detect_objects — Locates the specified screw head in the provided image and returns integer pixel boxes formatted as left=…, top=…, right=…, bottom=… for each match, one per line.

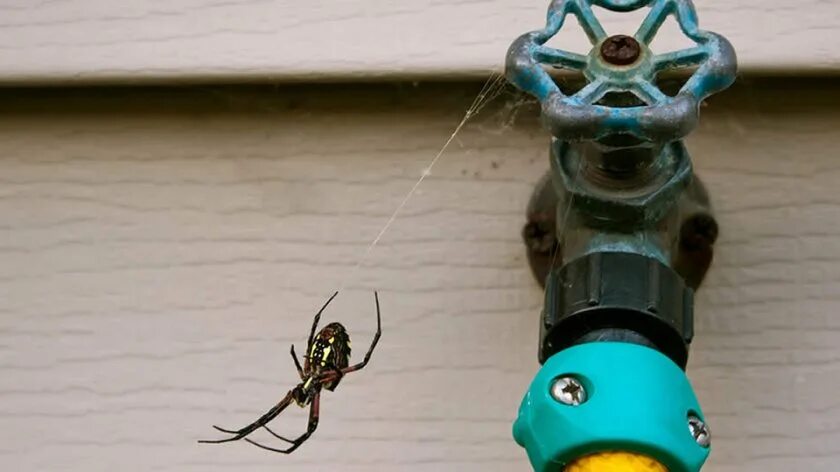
left=600, top=35, right=642, bottom=66
left=687, top=415, right=711, bottom=447
left=550, top=376, right=587, bottom=406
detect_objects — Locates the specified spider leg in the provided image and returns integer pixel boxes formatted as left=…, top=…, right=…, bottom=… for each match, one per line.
left=331, top=368, right=344, bottom=384
left=340, top=291, right=382, bottom=375
left=308, top=291, right=339, bottom=348
left=318, top=362, right=344, bottom=384
left=304, top=291, right=339, bottom=371
left=243, top=392, right=321, bottom=454
left=198, top=391, right=294, bottom=444
left=213, top=424, right=297, bottom=444
left=290, top=345, right=304, bottom=379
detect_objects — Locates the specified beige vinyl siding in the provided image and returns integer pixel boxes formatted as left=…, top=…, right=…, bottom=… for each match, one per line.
left=0, top=0, right=837, bottom=84
left=0, top=80, right=838, bottom=470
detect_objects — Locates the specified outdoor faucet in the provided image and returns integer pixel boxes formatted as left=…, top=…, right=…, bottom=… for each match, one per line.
left=506, top=1, right=736, bottom=470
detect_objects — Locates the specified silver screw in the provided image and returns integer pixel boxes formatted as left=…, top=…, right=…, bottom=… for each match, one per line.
left=688, top=415, right=711, bottom=448
left=550, top=376, right=587, bottom=406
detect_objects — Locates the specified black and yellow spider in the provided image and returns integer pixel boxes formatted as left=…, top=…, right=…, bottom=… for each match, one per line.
left=199, top=291, right=381, bottom=453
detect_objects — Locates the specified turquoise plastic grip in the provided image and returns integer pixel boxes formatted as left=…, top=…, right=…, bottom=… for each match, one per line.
left=513, top=342, right=709, bottom=472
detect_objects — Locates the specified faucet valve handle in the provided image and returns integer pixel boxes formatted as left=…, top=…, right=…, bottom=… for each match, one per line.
left=506, top=0, right=737, bottom=143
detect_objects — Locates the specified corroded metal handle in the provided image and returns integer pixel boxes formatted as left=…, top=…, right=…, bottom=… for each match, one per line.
left=505, top=0, right=737, bottom=142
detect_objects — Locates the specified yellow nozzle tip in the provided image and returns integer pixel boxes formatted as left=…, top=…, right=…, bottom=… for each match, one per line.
left=565, top=452, right=668, bottom=472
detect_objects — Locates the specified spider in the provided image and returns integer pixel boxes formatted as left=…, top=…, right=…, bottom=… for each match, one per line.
left=198, top=291, right=381, bottom=454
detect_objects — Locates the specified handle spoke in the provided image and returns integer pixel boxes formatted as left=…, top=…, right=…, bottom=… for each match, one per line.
left=632, top=81, right=669, bottom=105
left=574, top=79, right=609, bottom=104
left=634, top=0, right=674, bottom=44
left=574, top=0, right=608, bottom=43
left=535, top=46, right=589, bottom=70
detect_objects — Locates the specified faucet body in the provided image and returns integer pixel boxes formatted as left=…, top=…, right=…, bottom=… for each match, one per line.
left=507, top=1, right=736, bottom=470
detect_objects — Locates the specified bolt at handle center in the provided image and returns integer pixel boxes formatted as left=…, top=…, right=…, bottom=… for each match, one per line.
left=600, top=34, right=642, bottom=65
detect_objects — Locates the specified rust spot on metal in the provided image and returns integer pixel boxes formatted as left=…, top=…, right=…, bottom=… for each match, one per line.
left=600, top=35, right=642, bottom=66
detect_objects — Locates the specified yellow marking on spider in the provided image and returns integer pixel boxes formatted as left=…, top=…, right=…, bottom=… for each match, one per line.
left=319, top=346, right=332, bottom=366
left=329, top=337, right=335, bottom=344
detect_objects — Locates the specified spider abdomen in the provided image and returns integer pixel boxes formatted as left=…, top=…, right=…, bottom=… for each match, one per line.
left=309, top=322, right=351, bottom=368
left=308, top=322, right=351, bottom=391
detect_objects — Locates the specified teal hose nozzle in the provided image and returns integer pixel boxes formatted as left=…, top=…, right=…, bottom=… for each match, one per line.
left=513, top=343, right=710, bottom=472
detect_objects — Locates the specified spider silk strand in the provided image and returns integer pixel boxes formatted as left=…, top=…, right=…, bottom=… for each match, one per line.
left=338, top=74, right=508, bottom=292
